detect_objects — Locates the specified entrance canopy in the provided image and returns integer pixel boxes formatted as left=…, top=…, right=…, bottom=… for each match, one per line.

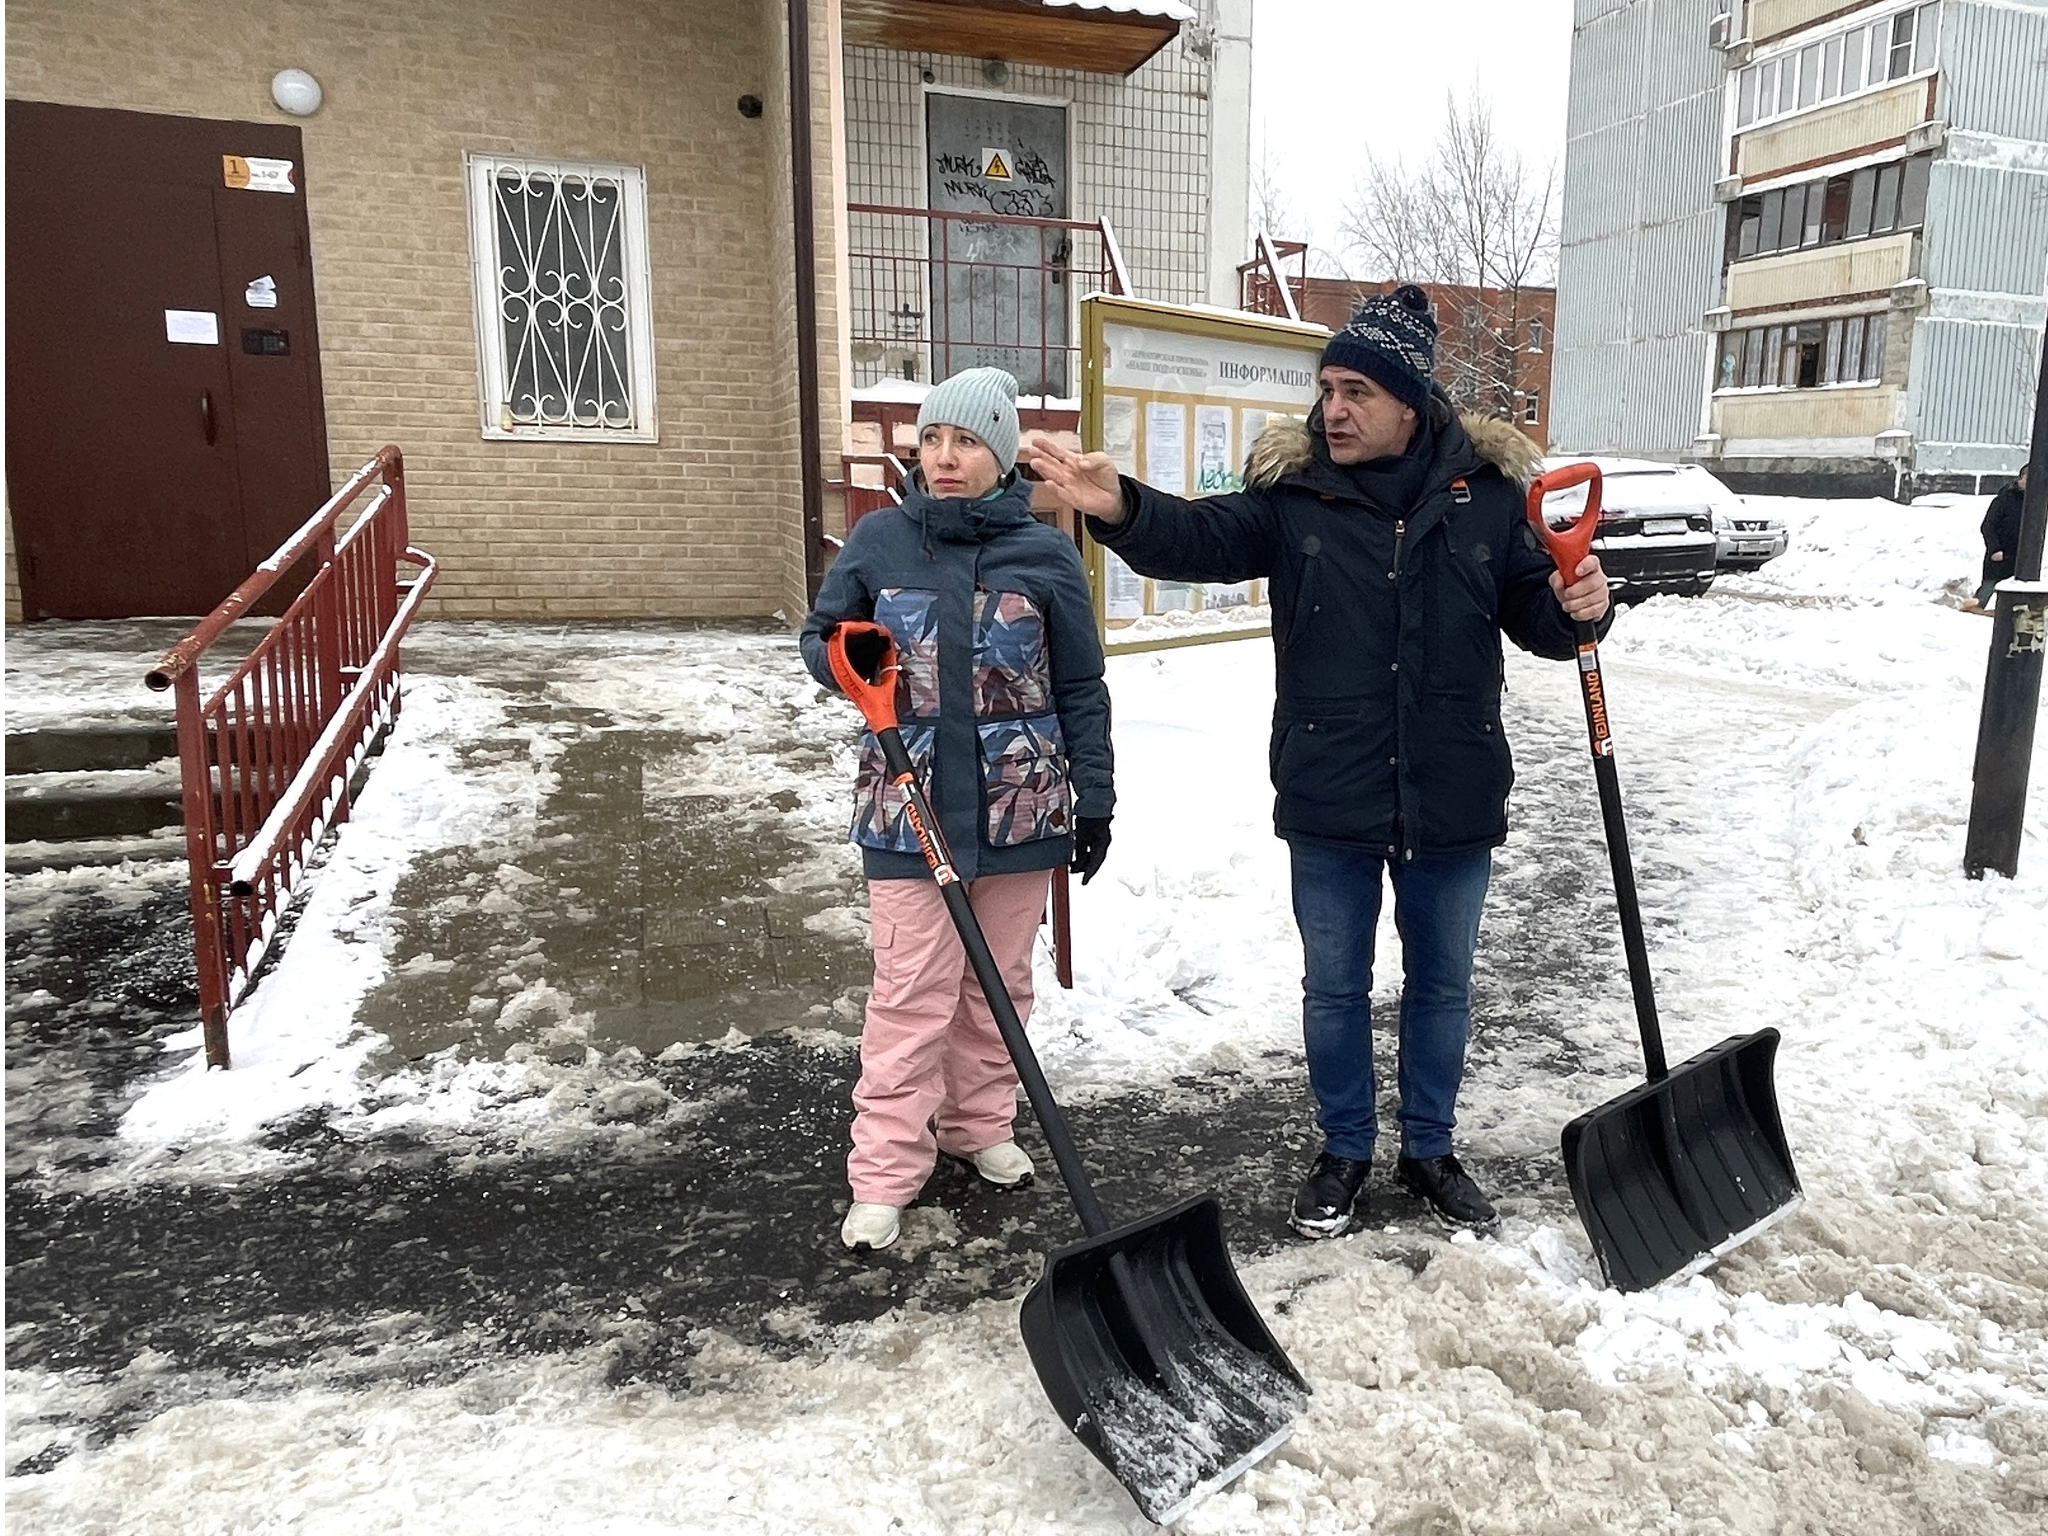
left=840, top=0, right=1192, bottom=76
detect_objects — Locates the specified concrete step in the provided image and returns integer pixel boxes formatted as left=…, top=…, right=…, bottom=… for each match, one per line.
left=5, top=832, right=187, bottom=875
left=6, top=766, right=184, bottom=842
left=6, top=726, right=181, bottom=774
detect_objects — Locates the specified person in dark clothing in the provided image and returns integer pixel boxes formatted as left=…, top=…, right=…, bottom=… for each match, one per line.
left=802, top=366, right=1114, bottom=1254
left=1973, top=465, right=2029, bottom=611
left=1024, top=286, right=1610, bottom=1237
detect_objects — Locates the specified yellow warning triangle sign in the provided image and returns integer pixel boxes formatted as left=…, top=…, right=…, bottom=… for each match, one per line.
left=981, top=149, right=1011, bottom=180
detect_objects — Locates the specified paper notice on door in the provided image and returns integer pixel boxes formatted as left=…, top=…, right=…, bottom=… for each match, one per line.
left=1102, top=550, right=1144, bottom=620
left=1144, top=402, right=1187, bottom=494
left=244, top=275, right=279, bottom=309
left=1101, top=394, right=1138, bottom=475
left=222, top=155, right=297, bottom=193
left=164, top=309, right=220, bottom=345
left=1194, top=405, right=1235, bottom=495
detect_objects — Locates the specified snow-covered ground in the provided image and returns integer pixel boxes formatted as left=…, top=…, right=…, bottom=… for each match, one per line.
left=8, top=497, right=2048, bottom=1532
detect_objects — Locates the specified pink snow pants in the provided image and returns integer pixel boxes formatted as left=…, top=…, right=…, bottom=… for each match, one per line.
left=848, top=868, right=1052, bottom=1206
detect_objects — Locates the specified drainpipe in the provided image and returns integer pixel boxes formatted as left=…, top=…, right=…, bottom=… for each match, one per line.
left=788, top=0, right=825, bottom=604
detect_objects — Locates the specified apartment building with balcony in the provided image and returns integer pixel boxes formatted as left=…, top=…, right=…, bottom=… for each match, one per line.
left=1551, top=0, right=2048, bottom=497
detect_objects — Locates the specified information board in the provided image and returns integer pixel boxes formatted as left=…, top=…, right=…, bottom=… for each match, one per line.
left=1080, top=295, right=1328, bottom=653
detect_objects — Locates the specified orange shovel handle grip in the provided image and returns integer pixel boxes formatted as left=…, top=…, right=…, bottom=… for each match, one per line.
left=1526, top=462, right=1604, bottom=584
left=826, top=619, right=900, bottom=732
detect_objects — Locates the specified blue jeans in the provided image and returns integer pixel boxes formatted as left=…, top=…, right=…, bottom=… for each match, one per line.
left=1287, top=837, right=1493, bottom=1162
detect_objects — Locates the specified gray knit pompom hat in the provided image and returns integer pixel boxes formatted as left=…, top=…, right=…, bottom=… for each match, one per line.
left=916, top=366, right=1021, bottom=473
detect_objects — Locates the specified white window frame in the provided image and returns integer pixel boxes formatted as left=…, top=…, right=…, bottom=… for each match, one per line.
left=1712, top=311, right=1888, bottom=394
left=1733, top=2, right=1939, bottom=134
left=465, top=152, right=658, bottom=443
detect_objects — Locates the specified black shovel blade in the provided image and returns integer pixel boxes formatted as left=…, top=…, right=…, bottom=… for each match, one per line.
left=1018, top=1193, right=1309, bottom=1525
left=1563, top=1027, right=1803, bottom=1293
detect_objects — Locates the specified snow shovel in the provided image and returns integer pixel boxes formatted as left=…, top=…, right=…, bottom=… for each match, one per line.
left=827, top=622, right=1308, bottom=1525
left=1527, top=465, right=1803, bottom=1294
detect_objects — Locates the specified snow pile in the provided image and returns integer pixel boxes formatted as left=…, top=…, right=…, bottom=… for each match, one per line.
left=11, top=1240, right=2044, bottom=1534
left=109, top=674, right=553, bottom=1165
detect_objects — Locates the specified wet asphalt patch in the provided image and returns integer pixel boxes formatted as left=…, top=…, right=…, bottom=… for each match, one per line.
left=5, top=1027, right=1570, bottom=1404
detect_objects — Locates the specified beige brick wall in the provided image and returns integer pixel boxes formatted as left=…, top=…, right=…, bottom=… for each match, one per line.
left=1736, top=79, right=1929, bottom=179
left=1716, top=382, right=1899, bottom=443
left=1747, top=0, right=1867, bottom=48
left=6, top=0, right=845, bottom=622
left=1726, top=230, right=1917, bottom=310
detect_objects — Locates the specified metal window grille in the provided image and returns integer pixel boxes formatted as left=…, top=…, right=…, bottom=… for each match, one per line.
left=842, top=9, right=1217, bottom=338
left=465, top=154, right=657, bottom=442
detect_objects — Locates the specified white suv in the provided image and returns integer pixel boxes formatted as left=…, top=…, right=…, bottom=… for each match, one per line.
left=1539, top=457, right=1722, bottom=601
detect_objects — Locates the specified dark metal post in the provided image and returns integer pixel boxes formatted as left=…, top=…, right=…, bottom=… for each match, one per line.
left=787, top=0, right=826, bottom=604
left=1963, top=322, right=2048, bottom=879
left=1051, top=864, right=1074, bottom=990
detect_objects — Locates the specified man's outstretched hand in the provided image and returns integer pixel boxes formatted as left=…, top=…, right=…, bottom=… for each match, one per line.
left=1020, top=433, right=1127, bottom=524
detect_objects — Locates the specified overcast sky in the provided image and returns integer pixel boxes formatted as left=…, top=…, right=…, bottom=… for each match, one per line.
left=1247, top=0, right=1578, bottom=277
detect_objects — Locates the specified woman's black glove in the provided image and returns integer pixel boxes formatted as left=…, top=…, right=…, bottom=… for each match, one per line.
left=830, top=622, right=893, bottom=685
left=1070, top=816, right=1113, bottom=884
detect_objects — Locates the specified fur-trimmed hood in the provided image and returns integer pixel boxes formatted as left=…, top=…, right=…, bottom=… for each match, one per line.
left=1245, top=407, right=1543, bottom=492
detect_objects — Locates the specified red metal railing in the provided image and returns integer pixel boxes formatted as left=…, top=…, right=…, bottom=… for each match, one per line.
left=847, top=202, right=1131, bottom=401
left=1237, top=234, right=1307, bottom=320
left=841, top=450, right=912, bottom=533
left=146, top=446, right=438, bottom=1068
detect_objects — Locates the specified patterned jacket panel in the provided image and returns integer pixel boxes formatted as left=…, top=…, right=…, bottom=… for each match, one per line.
left=874, top=587, right=942, bottom=719
left=971, top=589, right=1052, bottom=719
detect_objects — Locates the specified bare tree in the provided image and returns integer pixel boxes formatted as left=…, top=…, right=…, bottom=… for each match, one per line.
left=1243, top=138, right=1354, bottom=304
left=1248, top=140, right=1296, bottom=253
left=1336, top=93, right=1559, bottom=421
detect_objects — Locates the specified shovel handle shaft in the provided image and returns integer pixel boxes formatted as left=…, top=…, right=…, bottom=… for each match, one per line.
left=1570, top=619, right=1670, bottom=1083
left=873, top=724, right=1116, bottom=1236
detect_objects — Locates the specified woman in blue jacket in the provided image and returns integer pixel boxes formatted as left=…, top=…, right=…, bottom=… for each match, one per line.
left=801, top=367, right=1114, bottom=1253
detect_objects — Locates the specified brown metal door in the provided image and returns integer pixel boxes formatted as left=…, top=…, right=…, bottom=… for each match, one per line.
left=212, top=179, right=330, bottom=568
left=6, top=102, right=330, bottom=619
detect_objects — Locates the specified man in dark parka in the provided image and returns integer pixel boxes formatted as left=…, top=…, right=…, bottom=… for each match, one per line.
left=1973, top=465, right=2029, bottom=611
left=1025, top=285, right=1611, bottom=1236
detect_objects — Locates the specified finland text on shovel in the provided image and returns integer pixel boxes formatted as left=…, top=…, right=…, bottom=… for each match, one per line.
left=826, top=621, right=1309, bottom=1525
left=1526, top=465, right=1804, bottom=1293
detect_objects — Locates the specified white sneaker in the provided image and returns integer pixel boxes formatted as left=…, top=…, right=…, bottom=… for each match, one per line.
left=966, top=1141, right=1034, bottom=1189
left=840, top=1202, right=901, bottom=1251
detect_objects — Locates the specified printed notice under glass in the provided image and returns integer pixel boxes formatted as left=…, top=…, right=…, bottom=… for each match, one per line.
left=1101, top=394, right=1139, bottom=476
left=1194, top=405, right=1235, bottom=495
left=1102, top=550, right=1144, bottom=620
left=1144, top=402, right=1187, bottom=495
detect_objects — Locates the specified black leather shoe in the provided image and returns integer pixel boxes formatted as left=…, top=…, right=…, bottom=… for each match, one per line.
left=1289, top=1150, right=1370, bottom=1239
left=1397, top=1153, right=1498, bottom=1229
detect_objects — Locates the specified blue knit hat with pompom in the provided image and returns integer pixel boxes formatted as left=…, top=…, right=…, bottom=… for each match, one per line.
left=1320, top=284, right=1438, bottom=416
